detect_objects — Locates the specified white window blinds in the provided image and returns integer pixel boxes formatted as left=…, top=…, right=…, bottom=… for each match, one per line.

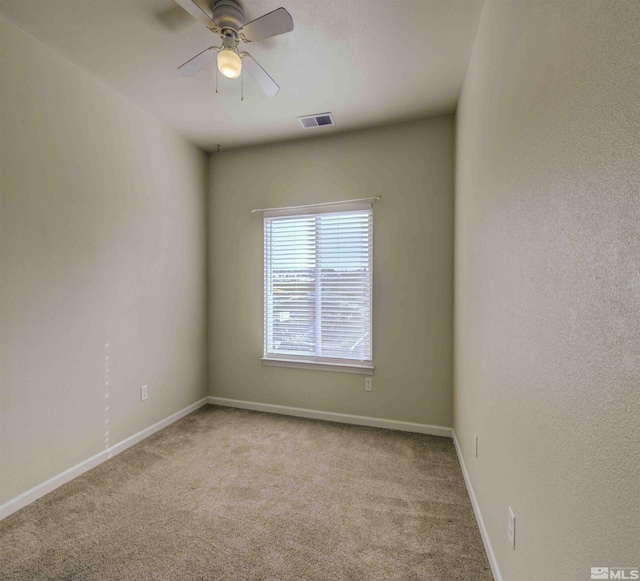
left=264, top=206, right=373, bottom=364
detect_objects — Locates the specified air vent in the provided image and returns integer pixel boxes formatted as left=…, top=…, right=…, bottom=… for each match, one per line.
left=298, top=112, right=335, bottom=129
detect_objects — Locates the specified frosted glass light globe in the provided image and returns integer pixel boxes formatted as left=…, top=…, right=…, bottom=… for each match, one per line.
left=217, top=49, right=242, bottom=79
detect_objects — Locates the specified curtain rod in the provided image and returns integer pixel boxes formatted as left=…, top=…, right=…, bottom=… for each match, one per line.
left=251, top=196, right=381, bottom=214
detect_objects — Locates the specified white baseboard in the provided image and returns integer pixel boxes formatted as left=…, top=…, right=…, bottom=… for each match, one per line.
left=452, top=432, right=503, bottom=581
left=0, top=397, right=209, bottom=522
left=207, top=396, right=454, bottom=438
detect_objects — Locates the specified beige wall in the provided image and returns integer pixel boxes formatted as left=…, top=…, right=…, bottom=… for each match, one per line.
left=0, top=18, right=208, bottom=505
left=455, top=1, right=640, bottom=580
left=209, top=118, right=454, bottom=427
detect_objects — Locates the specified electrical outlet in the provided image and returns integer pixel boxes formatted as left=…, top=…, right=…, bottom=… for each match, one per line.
left=141, top=385, right=148, bottom=401
left=508, top=506, right=516, bottom=549
left=365, top=377, right=372, bottom=392
left=475, top=433, right=479, bottom=458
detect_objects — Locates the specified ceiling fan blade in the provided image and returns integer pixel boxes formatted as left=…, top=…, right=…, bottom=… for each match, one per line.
left=241, top=53, right=280, bottom=96
left=240, top=8, right=293, bottom=42
left=178, top=47, right=219, bottom=77
left=173, top=0, right=216, bottom=28
left=156, top=5, right=193, bottom=30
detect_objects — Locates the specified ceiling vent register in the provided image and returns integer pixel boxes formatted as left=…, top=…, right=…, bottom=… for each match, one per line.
left=298, top=113, right=335, bottom=129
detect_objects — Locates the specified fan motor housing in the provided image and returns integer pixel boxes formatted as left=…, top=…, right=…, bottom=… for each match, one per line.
left=210, top=0, right=245, bottom=32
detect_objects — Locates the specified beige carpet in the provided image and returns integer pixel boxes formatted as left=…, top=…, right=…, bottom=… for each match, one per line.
left=0, top=405, right=493, bottom=580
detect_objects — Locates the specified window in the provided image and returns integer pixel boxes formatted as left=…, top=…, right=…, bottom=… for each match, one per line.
left=263, top=205, right=373, bottom=372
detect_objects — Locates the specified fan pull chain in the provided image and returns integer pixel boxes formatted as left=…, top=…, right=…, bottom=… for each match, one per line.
left=215, top=66, right=219, bottom=94
left=241, top=67, right=244, bottom=101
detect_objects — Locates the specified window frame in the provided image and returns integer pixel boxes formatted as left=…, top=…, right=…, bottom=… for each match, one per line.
left=261, top=203, right=374, bottom=375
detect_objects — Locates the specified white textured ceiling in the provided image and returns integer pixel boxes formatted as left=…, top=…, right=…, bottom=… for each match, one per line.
left=0, top=0, right=484, bottom=151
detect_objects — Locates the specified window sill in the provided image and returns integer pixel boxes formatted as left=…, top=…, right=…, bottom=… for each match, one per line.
left=261, top=357, right=374, bottom=375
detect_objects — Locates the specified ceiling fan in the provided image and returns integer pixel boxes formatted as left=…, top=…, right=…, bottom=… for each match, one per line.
left=174, top=0, right=294, bottom=96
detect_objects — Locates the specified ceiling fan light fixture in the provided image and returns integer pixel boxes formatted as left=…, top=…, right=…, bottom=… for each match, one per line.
left=217, top=47, right=242, bottom=79
left=176, top=0, right=293, bottom=96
